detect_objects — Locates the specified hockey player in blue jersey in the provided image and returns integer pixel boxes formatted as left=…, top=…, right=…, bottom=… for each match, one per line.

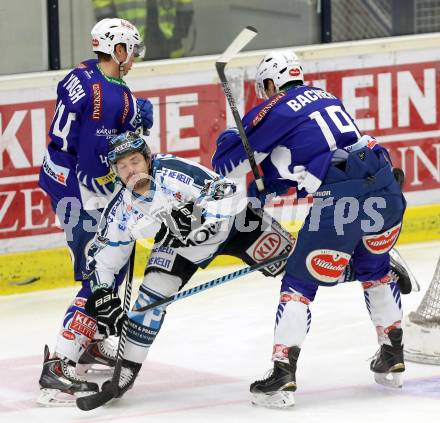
left=212, top=51, right=407, bottom=408
left=79, top=131, right=294, bottom=400
left=37, top=18, right=154, bottom=405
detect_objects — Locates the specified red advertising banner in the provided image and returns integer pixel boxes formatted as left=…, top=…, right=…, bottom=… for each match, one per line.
left=1, top=59, right=439, bottom=243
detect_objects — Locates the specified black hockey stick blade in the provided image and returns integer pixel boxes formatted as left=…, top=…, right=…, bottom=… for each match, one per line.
left=76, top=246, right=136, bottom=411
left=76, top=384, right=115, bottom=411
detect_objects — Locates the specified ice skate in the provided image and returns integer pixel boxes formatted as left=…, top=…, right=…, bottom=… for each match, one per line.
left=76, top=337, right=118, bottom=375
left=250, top=346, right=300, bottom=409
left=370, top=328, right=405, bottom=388
left=37, top=345, right=99, bottom=406
left=101, top=359, right=142, bottom=399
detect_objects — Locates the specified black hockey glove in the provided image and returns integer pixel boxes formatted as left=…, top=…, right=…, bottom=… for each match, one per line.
left=85, top=288, right=124, bottom=337
left=155, top=202, right=205, bottom=248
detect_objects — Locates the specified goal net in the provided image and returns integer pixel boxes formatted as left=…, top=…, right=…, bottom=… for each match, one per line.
left=403, top=256, right=440, bottom=364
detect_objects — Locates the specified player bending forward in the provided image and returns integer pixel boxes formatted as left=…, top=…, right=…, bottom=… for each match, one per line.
left=81, top=131, right=294, bottom=399
left=212, top=51, right=407, bottom=408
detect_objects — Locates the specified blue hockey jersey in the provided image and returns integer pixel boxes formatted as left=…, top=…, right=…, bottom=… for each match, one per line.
left=39, top=59, right=140, bottom=206
left=212, top=85, right=362, bottom=197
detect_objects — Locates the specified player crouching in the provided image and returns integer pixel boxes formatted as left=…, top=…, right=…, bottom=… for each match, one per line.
left=81, top=131, right=295, bottom=400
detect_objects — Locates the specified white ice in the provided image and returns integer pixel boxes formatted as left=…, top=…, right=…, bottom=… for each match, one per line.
left=1, top=241, right=439, bottom=423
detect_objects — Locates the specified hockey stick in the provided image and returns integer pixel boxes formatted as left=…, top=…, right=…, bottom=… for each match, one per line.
left=215, top=26, right=265, bottom=193
left=133, top=252, right=290, bottom=313
left=76, top=252, right=289, bottom=410
left=76, top=244, right=136, bottom=411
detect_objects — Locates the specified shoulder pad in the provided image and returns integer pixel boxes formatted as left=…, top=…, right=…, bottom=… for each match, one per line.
left=76, top=59, right=98, bottom=70
left=154, top=153, right=176, bottom=160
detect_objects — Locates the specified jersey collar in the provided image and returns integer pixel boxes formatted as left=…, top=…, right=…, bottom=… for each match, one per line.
left=96, top=63, right=127, bottom=86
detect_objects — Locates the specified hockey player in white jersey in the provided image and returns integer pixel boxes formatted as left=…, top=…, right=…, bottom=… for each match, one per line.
left=82, top=131, right=295, bottom=398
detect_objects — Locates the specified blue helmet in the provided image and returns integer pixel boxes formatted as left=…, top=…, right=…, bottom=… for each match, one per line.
left=108, top=131, right=151, bottom=166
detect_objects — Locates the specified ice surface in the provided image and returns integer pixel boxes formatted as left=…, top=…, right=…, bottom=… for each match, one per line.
left=1, top=241, right=439, bottom=422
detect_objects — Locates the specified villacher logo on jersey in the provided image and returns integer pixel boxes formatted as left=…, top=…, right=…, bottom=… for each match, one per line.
left=306, top=249, right=351, bottom=283
left=362, top=222, right=401, bottom=254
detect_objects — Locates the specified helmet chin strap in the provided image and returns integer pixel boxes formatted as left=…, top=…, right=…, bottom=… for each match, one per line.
left=119, top=63, right=124, bottom=79
left=110, top=51, right=131, bottom=79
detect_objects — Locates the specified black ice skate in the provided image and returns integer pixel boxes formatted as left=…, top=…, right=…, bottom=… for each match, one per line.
left=101, top=359, right=142, bottom=399
left=37, top=345, right=99, bottom=406
left=370, top=328, right=405, bottom=388
left=76, top=337, right=117, bottom=375
left=250, top=346, right=300, bottom=408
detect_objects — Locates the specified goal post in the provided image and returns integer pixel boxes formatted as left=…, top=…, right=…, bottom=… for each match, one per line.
left=403, top=256, right=440, bottom=365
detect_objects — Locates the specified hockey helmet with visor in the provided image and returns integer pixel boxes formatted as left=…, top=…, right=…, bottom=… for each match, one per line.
left=91, top=18, right=146, bottom=66
left=108, top=131, right=152, bottom=173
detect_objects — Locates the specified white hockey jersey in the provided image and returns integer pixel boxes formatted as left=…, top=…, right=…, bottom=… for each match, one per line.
left=87, top=154, right=247, bottom=290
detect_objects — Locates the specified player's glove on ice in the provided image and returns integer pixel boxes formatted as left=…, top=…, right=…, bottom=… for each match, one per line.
left=85, top=288, right=124, bottom=337
left=155, top=202, right=205, bottom=248
left=136, top=98, right=154, bottom=131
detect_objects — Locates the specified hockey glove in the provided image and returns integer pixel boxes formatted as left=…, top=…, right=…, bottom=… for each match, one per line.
left=85, top=288, right=124, bottom=337
left=248, top=179, right=290, bottom=207
left=155, top=202, right=205, bottom=248
left=216, top=127, right=239, bottom=147
left=136, top=98, right=154, bottom=130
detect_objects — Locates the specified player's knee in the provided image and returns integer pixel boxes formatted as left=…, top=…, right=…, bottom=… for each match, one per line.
left=279, top=290, right=311, bottom=307
left=141, top=270, right=183, bottom=298
left=130, top=272, right=181, bottom=328
left=281, top=273, right=318, bottom=302
left=361, top=222, right=402, bottom=255
left=361, top=271, right=398, bottom=291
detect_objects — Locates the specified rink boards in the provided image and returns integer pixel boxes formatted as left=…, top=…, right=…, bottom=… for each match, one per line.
left=1, top=202, right=439, bottom=295
left=1, top=33, right=440, bottom=294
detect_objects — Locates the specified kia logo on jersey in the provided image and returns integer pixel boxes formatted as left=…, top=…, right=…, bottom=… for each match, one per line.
left=306, top=249, right=351, bottom=283
left=250, top=232, right=282, bottom=261
left=362, top=223, right=401, bottom=254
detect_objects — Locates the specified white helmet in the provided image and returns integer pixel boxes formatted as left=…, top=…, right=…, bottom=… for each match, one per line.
left=91, top=18, right=145, bottom=65
left=255, top=50, right=304, bottom=99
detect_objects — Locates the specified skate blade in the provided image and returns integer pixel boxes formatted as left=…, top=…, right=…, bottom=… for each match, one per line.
left=37, top=388, right=98, bottom=407
left=374, top=371, right=403, bottom=388
left=76, top=363, right=114, bottom=376
left=251, top=391, right=295, bottom=409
